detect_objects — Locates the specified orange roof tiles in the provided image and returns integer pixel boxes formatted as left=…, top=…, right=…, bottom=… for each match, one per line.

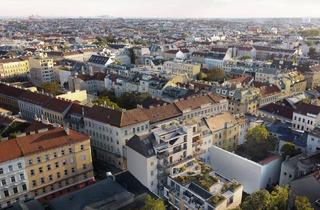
left=0, top=139, right=23, bottom=163
left=0, top=128, right=89, bottom=163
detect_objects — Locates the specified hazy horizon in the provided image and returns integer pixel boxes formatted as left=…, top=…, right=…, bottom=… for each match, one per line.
left=1, top=0, right=320, bottom=18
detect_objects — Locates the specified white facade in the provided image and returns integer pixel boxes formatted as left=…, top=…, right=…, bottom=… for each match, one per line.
left=292, top=112, right=320, bottom=132
left=0, top=158, right=29, bottom=208
left=127, top=147, right=158, bottom=193
left=307, top=129, right=320, bottom=154
left=84, top=117, right=149, bottom=169
left=208, top=146, right=282, bottom=193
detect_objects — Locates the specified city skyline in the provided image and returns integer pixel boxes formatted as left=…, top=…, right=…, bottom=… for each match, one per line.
left=1, top=0, right=320, bottom=18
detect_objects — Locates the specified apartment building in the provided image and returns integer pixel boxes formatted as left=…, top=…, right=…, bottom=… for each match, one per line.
left=29, top=56, right=55, bottom=86
left=0, top=127, right=94, bottom=208
left=126, top=124, right=193, bottom=194
left=307, top=127, right=320, bottom=154
left=0, top=57, right=30, bottom=79
left=0, top=140, right=29, bottom=208
left=17, top=127, right=94, bottom=202
left=163, top=61, right=200, bottom=79
left=204, top=112, right=240, bottom=151
left=292, top=103, right=320, bottom=132
left=164, top=161, right=243, bottom=210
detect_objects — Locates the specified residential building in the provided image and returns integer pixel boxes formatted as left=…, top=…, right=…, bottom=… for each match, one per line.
left=0, top=57, right=29, bottom=79
left=29, top=56, right=55, bottom=86
left=279, top=153, right=320, bottom=186
left=0, top=140, right=29, bottom=208
left=292, top=103, right=320, bottom=132
left=204, top=112, right=240, bottom=151
left=307, top=127, right=320, bottom=154
left=17, top=127, right=94, bottom=202
left=163, top=61, right=201, bottom=79
left=164, top=162, right=243, bottom=210
left=87, top=55, right=112, bottom=71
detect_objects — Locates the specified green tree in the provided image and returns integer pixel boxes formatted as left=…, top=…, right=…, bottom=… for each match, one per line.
left=197, top=72, right=207, bottom=80
left=205, top=68, right=225, bottom=82
left=42, top=82, right=61, bottom=96
left=270, top=186, right=289, bottom=210
left=280, top=143, right=300, bottom=158
left=140, top=195, right=165, bottom=210
left=245, top=125, right=270, bottom=143
left=295, top=196, right=314, bottom=210
left=240, top=55, right=252, bottom=60
left=93, top=96, right=121, bottom=110
left=241, top=189, right=271, bottom=210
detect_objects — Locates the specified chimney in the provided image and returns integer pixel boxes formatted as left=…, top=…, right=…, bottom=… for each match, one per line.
left=64, top=126, right=70, bottom=135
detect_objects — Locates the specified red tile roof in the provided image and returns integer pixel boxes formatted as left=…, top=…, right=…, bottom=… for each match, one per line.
left=0, top=140, right=23, bottom=163
left=16, top=128, right=89, bottom=156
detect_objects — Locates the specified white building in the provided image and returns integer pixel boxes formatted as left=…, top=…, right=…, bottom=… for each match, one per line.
left=292, top=103, right=320, bottom=132
left=307, top=127, right=320, bottom=154
left=208, top=146, right=282, bottom=193
left=0, top=141, right=29, bottom=208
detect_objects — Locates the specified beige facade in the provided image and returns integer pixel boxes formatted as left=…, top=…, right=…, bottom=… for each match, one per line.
left=0, top=58, right=29, bottom=78
left=25, top=139, right=93, bottom=199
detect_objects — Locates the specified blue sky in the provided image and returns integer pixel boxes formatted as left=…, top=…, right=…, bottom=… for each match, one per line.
left=1, top=0, right=319, bottom=18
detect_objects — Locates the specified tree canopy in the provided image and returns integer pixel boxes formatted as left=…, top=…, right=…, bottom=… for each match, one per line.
left=140, top=195, right=165, bottom=210
left=93, top=96, right=121, bottom=110
left=237, top=125, right=277, bottom=162
left=280, top=143, right=301, bottom=158
left=241, top=186, right=313, bottom=210
left=42, top=82, right=61, bottom=96
left=295, top=196, right=314, bottom=210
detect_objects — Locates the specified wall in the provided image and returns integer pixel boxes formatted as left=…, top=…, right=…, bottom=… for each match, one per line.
left=208, top=146, right=281, bottom=194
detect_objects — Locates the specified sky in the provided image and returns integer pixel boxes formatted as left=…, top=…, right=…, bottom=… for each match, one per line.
left=1, top=0, right=320, bottom=18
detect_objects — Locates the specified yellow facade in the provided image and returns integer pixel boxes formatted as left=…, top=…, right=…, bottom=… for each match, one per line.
left=24, top=139, right=93, bottom=198
left=0, top=59, right=29, bottom=78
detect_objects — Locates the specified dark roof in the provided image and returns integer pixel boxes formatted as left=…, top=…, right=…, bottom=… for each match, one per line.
left=6, top=199, right=44, bottom=210
left=48, top=179, right=130, bottom=210
left=295, top=102, right=320, bottom=116
left=126, top=134, right=156, bottom=158
left=259, top=103, right=294, bottom=120
left=24, top=120, right=54, bottom=134
left=188, top=182, right=212, bottom=199
left=115, top=171, right=151, bottom=196
left=85, top=106, right=149, bottom=128
left=88, top=55, right=110, bottom=65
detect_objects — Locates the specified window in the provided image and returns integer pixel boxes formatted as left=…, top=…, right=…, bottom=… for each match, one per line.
left=22, top=184, right=27, bottom=191
left=4, top=190, right=9, bottom=197
left=71, top=168, right=75, bottom=173
left=8, top=165, right=13, bottom=172
left=29, top=159, right=33, bottom=165
left=55, top=162, right=59, bottom=168
left=40, top=177, right=45, bottom=184
left=39, top=167, right=43, bottom=173
left=30, top=169, right=35, bottom=176
left=19, top=174, right=25, bottom=180
left=45, top=154, right=49, bottom=161
left=49, top=175, right=53, bottom=181
left=47, top=164, right=51, bottom=171
left=1, top=179, right=6, bottom=186
left=17, top=163, right=22, bottom=169
left=13, top=187, right=18, bottom=194
left=69, top=148, right=72, bottom=153
left=32, top=180, right=36, bottom=187
left=80, top=145, right=84, bottom=150
left=64, top=170, right=68, bottom=175
left=61, top=150, right=65, bottom=155
left=0, top=168, right=3, bottom=174
left=57, top=172, right=61, bottom=178
left=82, top=164, right=87, bottom=170
left=37, top=157, right=41, bottom=163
